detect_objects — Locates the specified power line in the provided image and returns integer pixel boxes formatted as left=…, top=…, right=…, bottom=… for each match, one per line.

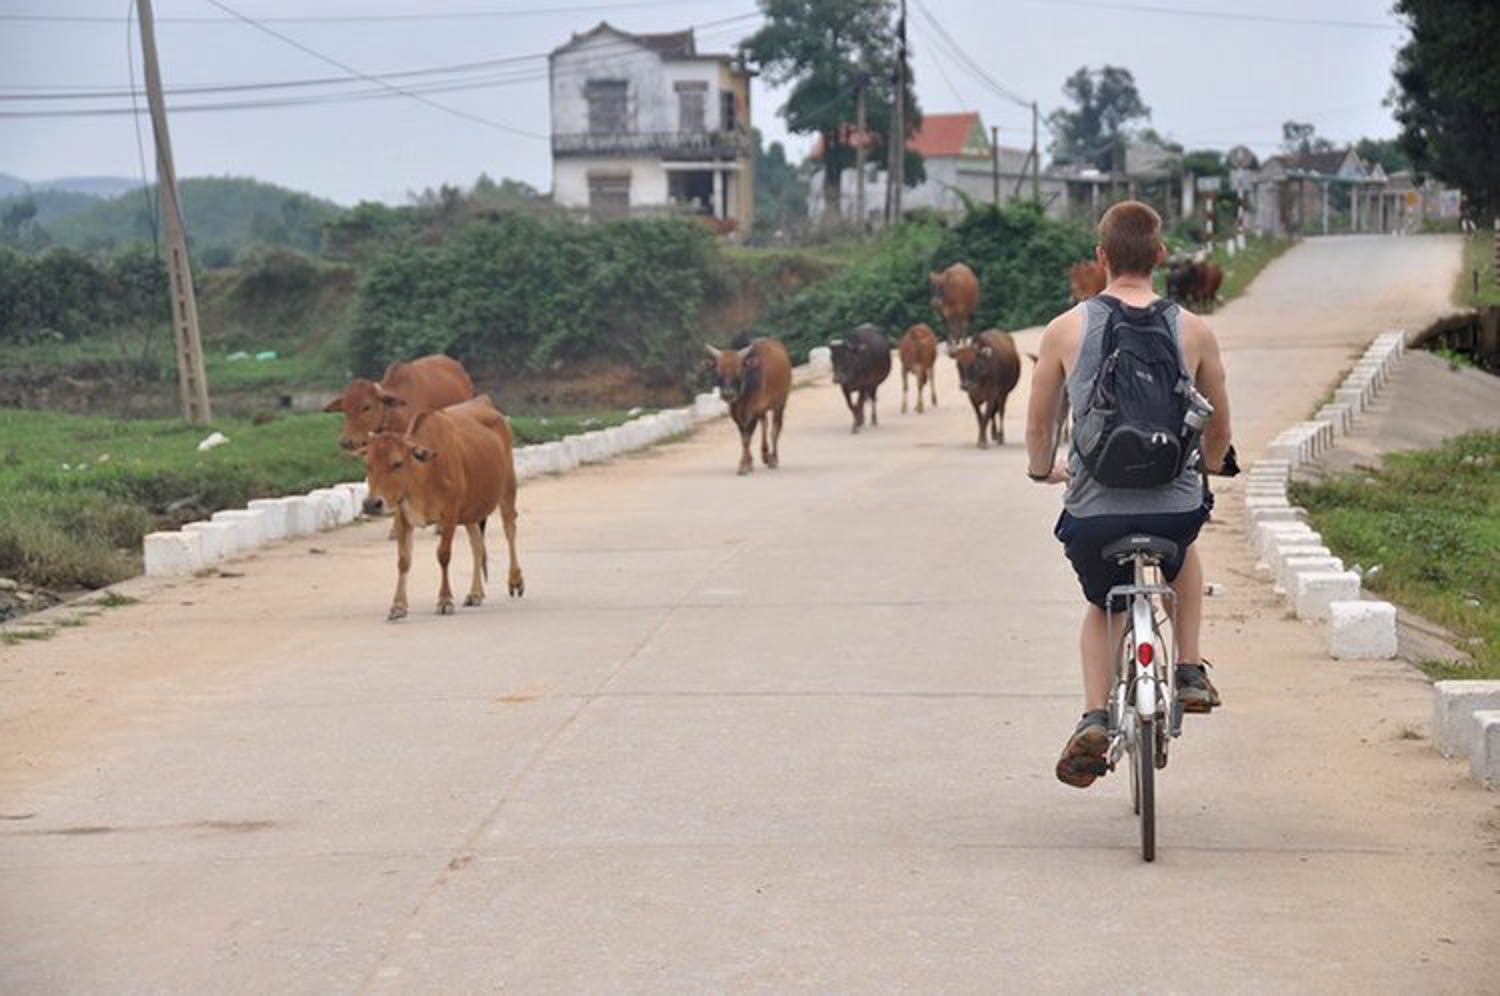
left=199, top=0, right=546, bottom=139
left=1, top=0, right=719, bottom=25
left=1016, top=0, right=1402, bottom=32
left=911, top=0, right=1030, bottom=109
left=124, top=0, right=160, bottom=254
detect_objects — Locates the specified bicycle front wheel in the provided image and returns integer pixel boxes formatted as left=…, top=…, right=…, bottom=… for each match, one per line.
left=1138, top=717, right=1156, bottom=862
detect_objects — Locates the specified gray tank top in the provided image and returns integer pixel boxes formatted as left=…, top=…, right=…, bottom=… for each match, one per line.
left=1063, top=296, right=1203, bottom=517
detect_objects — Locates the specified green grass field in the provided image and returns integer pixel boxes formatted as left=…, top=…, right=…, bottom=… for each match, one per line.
left=0, top=407, right=642, bottom=591
left=1290, top=430, right=1500, bottom=680
left=1454, top=232, right=1498, bottom=309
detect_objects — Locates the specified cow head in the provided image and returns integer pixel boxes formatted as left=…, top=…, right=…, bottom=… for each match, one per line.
left=361, top=429, right=436, bottom=516
left=324, top=378, right=406, bottom=452
left=828, top=337, right=856, bottom=385
left=706, top=343, right=758, bottom=403
left=951, top=338, right=996, bottom=393
left=1164, top=261, right=1195, bottom=304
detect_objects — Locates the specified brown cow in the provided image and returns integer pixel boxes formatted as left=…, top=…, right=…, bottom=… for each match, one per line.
left=951, top=329, right=1021, bottom=448
left=1068, top=260, right=1107, bottom=302
left=929, top=262, right=980, bottom=343
left=898, top=322, right=939, bottom=414
left=324, top=354, right=474, bottom=452
left=361, top=398, right=523, bottom=621
left=1165, top=259, right=1224, bottom=312
left=706, top=338, right=791, bottom=475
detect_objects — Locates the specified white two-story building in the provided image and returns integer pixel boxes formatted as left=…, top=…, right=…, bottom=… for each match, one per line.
left=549, top=22, right=754, bottom=231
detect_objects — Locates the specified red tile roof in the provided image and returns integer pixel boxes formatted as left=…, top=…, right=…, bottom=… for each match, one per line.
left=810, top=112, right=985, bottom=161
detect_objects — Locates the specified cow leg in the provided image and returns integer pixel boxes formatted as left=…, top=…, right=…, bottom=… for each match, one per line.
left=388, top=509, right=413, bottom=621
left=499, top=489, right=524, bottom=597
left=775, top=408, right=786, bottom=464
left=435, top=519, right=457, bottom=615
left=901, top=367, right=910, bottom=413
left=843, top=387, right=863, bottom=434
left=462, top=521, right=487, bottom=607
left=930, top=366, right=938, bottom=408
left=869, top=386, right=878, bottom=427
left=759, top=412, right=772, bottom=466
left=970, top=394, right=988, bottom=448
left=993, top=394, right=1007, bottom=444
left=737, top=420, right=755, bottom=475
left=915, top=369, right=925, bottom=414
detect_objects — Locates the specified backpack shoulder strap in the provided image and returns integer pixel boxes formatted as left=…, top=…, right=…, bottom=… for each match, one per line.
left=1095, top=294, right=1126, bottom=355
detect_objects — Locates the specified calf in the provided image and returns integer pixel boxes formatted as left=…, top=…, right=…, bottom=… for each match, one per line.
left=1068, top=260, right=1107, bottom=302
left=362, top=398, right=523, bottom=621
left=324, top=354, right=474, bottom=453
left=929, top=262, right=979, bottom=343
left=829, top=323, right=892, bottom=432
left=952, top=329, right=1021, bottom=448
left=706, top=338, right=792, bottom=475
left=898, top=322, right=938, bottom=414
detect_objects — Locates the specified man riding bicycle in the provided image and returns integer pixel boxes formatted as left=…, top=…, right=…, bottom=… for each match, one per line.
left=1024, top=201, right=1233, bottom=789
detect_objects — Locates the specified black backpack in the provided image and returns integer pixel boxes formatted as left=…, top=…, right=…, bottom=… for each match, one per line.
left=1071, top=296, right=1194, bottom=489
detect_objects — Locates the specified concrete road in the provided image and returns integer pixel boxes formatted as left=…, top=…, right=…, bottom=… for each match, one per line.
left=3, top=235, right=1496, bottom=992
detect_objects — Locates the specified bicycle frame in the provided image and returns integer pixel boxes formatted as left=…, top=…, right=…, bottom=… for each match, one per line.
left=1105, top=555, right=1179, bottom=767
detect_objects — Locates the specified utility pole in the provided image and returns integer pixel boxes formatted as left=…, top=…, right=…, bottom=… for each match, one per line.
left=136, top=0, right=211, bottom=423
left=990, top=125, right=999, bottom=205
left=889, top=0, right=907, bottom=223
left=1030, top=100, right=1040, bottom=204
left=854, top=74, right=867, bottom=233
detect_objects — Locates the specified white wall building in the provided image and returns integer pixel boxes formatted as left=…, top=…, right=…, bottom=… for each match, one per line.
left=549, top=22, right=754, bottom=232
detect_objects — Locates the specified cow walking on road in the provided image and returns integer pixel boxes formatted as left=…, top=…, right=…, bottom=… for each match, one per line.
left=952, top=329, right=1022, bottom=448
left=829, top=324, right=892, bottom=433
left=707, top=338, right=791, bottom=476
left=362, top=397, right=523, bottom=621
left=929, top=262, right=980, bottom=344
left=1165, top=259, right=1223, bottom=312
left=898, top=322, right=939, bottom=414
left=324, top=354, right=475, bottom=453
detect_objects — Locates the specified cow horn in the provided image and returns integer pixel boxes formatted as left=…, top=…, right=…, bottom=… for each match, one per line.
left=829, top=338, right=844, bottom=347
left=738, top=345, right=753, bottom=360
left=704, top=343, right=722, bottom=359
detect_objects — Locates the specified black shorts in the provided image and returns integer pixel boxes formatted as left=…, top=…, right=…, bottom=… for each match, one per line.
left=1054, top=497, right=1212, bottom=611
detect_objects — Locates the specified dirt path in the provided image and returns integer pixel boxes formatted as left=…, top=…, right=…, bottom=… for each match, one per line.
left=3, top=234, right=1496, bottom=992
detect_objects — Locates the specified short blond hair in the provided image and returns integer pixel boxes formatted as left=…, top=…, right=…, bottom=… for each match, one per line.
left=1097, top=201, right=1162, bottom=277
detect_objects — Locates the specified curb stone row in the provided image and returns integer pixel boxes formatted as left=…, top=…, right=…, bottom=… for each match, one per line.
left=1245, top=331, right=1497, bottom=787
left=140, top=347, right=835, bottom=578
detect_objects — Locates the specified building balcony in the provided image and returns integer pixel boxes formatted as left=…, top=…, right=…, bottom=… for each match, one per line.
left=552, top=129, right=750, bottom=160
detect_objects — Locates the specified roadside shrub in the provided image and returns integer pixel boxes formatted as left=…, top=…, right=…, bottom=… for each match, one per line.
left=350, top=213, right=717, bottom=386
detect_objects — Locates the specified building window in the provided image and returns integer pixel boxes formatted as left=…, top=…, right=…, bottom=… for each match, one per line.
left=675, top=81, right=707, bottom=133
left=721, top=91, right=737, bottom=132
left=588, top=171, right=630, bottom=217
left=585, top=79, right=627, bottom=135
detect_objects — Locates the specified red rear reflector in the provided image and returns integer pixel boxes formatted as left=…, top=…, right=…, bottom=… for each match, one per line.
left=1137, top=642, right=1154, bottom=666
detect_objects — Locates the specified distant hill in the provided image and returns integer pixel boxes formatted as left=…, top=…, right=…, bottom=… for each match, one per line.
left=22, top=176, right=346, bottom=258
left=0, top=173, right=142, bottom=199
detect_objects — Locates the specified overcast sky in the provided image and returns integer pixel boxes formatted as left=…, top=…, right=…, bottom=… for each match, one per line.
left=1, top=0, right=1409, bottom=206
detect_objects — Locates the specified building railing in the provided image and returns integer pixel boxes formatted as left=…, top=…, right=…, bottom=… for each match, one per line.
left=552, top=129, right=750, bottom=159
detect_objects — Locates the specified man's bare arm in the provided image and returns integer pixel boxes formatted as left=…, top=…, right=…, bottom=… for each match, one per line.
left=1025, top=314, right=1071, bottom=478
left=1187, top=314, right=1232, bottom=472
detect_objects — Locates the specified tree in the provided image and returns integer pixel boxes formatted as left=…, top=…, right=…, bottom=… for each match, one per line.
left=1353, top=138, right=1410, bottom=176
left=1046, top=66, right=1149, bottom=171
left=751, top=129, right=809, bottom=236
left=1391, top=0, right=1500, bottom=230
left=740, top=0, right=922, bottom=222
left=1280, top=121, right=1334, bottom=158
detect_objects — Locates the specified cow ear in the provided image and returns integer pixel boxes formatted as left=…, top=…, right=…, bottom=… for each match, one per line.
left=322, top=396, right=344, bottom=413
left=411, top=445, right=436, bottom=463
left=743, top=350, right=760, bottom=368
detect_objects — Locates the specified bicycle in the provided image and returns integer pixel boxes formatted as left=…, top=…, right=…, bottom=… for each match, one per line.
left=1100, top=533, right=1185, bottom=863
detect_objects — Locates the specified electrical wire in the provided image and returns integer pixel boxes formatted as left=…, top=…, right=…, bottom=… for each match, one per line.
left=123, top=0, right=160, bottom=253
left=910, top=0, right=1030, bottom=109
left=1, top=0, right=726, bottom=25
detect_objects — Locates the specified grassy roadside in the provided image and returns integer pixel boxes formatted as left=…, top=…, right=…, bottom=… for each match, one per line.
left=1453, top=232, right=1498, bottom=308
left=1290, top=430, right=1500, bottom=679
left=0, top=407, right=643, bottom=591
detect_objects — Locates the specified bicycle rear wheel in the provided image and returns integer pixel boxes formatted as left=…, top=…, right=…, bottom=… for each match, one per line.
left=1127, top=722, right=1141, bottom=816
left=1138, top=717, right=1156, bottom=862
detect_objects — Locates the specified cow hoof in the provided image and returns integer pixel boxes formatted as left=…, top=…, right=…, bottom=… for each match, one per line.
left=509, top=578, right=525, bottom=597
left=977, top=440, right=989, bottom=449
left=850, top=425, right=860, bottom=435
left=437, top=601, right=455, bottom=616
left=387, top=606, right=407, bottom=622
left=737, top=464, right=752, bottom=476
left=765, top=456, right=778, bottom=469
left=464, top=594, right=484, bottom=607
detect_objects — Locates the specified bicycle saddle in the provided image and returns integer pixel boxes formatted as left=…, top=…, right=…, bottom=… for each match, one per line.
left=1100, top=534, right=1179, bottom=564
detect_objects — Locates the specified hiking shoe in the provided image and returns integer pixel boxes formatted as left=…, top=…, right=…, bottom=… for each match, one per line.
left=1176, top=662, right=1220, bottom=713
left=1055, top=709, right=1110, bottom=788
